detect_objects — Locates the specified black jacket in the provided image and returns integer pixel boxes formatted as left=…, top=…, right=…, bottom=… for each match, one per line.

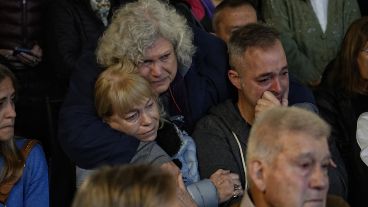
left=58, top=27, right=232, bottom=169
left=315, top=72, right=368, bottom=207
left=0, top=0, right=46, bottom=49
left=49, top=0, right=106, bottom=91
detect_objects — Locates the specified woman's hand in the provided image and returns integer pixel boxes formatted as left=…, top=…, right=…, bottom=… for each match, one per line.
left=210, top=169, right=243, bottom=203
left=176, top=173, right=197, bottom=207
left=160, top=162, right=197, bottom=207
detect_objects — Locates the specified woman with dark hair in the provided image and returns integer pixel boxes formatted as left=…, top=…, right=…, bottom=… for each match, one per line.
left=0, top=64, right=49, bottom=206
left=315, top=17, right=368, bottom=206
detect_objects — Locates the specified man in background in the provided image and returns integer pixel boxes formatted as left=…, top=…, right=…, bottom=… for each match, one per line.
left=212, top=0, right=257, bottom=43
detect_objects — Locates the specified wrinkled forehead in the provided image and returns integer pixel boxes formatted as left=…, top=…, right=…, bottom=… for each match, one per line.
left=231, top=38, right=279, bottom=60
left=142, top=37, right=175, bottom=59
left=235, top=43, right=287, bottom=73
left=113, top=96, right=154, bottom=116
left=243, top=40, right=285, bottom=57
left=277, top=131, right=330, bottom=159
left=0, top=78, right=15, bottom=104
left=221, top=4, right=257, bottom=23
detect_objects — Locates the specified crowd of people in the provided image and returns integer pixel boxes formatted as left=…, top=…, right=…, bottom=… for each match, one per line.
left=0, top=0, right=367, bottom=206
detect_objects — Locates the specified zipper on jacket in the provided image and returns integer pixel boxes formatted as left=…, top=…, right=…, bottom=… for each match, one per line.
left=21, top=0, right=28, bottom=46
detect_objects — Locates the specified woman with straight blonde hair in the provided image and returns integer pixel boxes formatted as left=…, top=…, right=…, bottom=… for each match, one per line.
left=91, top=62, right=242, bottom=207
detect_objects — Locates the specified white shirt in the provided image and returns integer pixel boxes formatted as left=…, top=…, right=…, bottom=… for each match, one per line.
left=310, top=0, right=329, bottom=32
left=356, top=112, right=368, bottom=167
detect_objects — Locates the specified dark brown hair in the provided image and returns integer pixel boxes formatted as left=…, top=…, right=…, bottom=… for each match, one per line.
left=328, top=17, right=368, bottom=94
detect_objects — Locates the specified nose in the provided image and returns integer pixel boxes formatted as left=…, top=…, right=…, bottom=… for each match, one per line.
left=5, top=102, right=16, bottom=119
left=140, top=111, right=153, bottom=126
left=270, top=77, right=282, bottom=94
left=309, top=166, right=328, bottom=190
left=150, top=62, right=162, bottom=77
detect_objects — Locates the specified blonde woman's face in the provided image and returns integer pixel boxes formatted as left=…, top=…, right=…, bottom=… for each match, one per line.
left=106, top=98, right=160, bottom=142
left=0, top=77, right=16, bottom=141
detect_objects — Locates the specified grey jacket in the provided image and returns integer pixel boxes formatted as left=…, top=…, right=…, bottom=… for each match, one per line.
left=193, top=100, right=249, bottom=188
left=194, top=98, right=348, bottom=200
left=77, top=141, right=219, bottom=207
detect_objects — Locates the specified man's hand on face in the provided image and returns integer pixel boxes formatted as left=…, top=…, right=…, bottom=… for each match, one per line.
left=255, top=91, right=288, bottom=119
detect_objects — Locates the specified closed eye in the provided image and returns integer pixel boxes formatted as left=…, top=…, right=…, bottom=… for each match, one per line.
left=146, top=99, right=154, bottom=109
left=159, top=53, right=170, bottom=62
left=124, top=111, right=139, bottom=122
left=321, top=158, right=331, bottom=173
left=10, top=94, right=16, bottom=104
left=300, top=162, right=312, bottom=169
left=257, top=76, right=272, bottom=84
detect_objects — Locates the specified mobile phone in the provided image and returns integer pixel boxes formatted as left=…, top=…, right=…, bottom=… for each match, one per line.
left=13, top=47, right=33, bottom=56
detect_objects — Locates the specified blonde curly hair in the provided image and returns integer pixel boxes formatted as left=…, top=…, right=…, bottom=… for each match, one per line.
left=96, top=0, right=195, bottom=71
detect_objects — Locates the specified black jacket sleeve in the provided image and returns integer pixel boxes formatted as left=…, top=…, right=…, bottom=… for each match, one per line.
left=58, top=52, right=139, bottom=169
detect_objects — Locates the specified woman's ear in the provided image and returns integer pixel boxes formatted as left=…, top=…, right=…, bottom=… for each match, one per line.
left=102, top=116, right=114, bottom=128
left=102, top=116, right=109, bottom=123
left=228, top=69, right=242, bottom=90
left=248, top=160, right=267, bottom=192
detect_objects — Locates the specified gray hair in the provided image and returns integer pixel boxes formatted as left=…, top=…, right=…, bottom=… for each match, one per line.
left=96, top=0, right=195, bottom=72
left=246, top=107, right=330, bottom=166
left=228, top=23, right=279, bottom=70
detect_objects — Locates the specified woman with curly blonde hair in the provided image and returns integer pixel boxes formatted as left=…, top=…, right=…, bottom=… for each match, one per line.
left=59, top=0, right=233, bottom=205
left=96, top=0, right=194, bottom=71
left=91, top=61, right=242, bottom=206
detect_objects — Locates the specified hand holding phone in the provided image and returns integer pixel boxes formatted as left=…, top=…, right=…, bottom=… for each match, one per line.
left=13, top=47, right=34, bottom=56
left=12, top=46, right=42, bottom=66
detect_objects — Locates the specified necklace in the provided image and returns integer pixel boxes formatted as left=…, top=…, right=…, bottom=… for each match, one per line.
left=169, top=86, right=182, bottom=113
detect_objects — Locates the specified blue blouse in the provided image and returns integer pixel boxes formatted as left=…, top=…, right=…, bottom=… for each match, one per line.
left=0, top=139, right=49, bottom=207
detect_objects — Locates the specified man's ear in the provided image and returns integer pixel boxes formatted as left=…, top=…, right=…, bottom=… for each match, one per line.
left=228, top=69, right=242, bottom=90
left=248, top=160, right=267, bottom=192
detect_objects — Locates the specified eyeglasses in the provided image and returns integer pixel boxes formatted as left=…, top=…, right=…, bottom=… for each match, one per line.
left=361, top=48, right=368, bottom=54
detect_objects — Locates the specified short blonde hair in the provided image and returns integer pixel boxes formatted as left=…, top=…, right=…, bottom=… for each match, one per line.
left=96, top=0, right=195, bottom=71
left=94, top=61, right=158, bottom=118
left=72, top=165, right=176, bottom=207
left=246, top=107, right=330, bottom=165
